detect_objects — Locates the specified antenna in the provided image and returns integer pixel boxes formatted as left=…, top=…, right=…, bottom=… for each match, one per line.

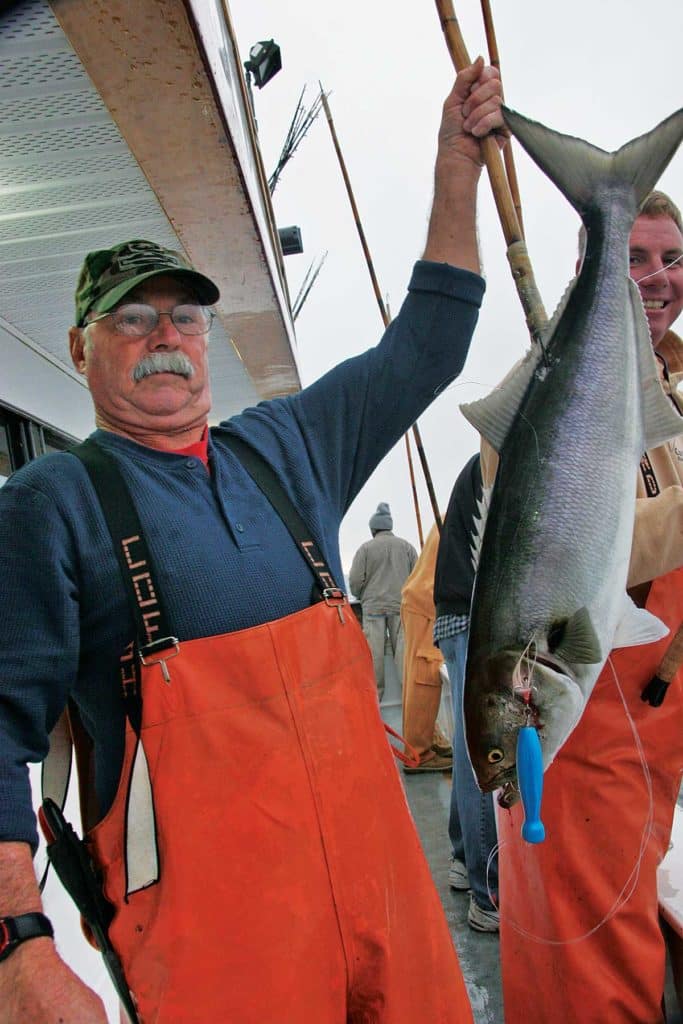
left=269, top=86, right=325, bottom=194
left=292, top=252, right=328, bottom=321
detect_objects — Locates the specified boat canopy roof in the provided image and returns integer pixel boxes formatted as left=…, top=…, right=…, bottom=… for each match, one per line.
left=0, top=0, right=300, bottom=439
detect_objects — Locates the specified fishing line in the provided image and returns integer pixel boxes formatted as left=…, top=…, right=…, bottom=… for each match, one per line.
left=485, top=842, right=501, bottom=910
left=517, top=412, right=541, bottom=469
left=631, top=252, right=683, bottom=283
left=486, top=655, right=655, bottom=945
left=438, top=377, right=511, bottom=396
left=511, top=638, right=537, bottom=698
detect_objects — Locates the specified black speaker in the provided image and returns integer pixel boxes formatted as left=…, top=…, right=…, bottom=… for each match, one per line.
left=278, top=226, right=303, bottom=256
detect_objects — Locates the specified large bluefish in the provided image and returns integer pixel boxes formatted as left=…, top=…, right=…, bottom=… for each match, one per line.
left=462, top=106, right=683, bottom=798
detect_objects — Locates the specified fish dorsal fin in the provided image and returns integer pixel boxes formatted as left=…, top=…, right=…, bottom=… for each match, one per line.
left=542, top=274, right=579, bottom=345
left=613, top=593, right=670, bottom=649
left=470, top=483, right=493, bottom=572
left=629, top=279, right=683, bottom=448
left=459, top=270, right=579, bottom=452
left=460, top=347, right=542, bottom=452
left=553, top=607, right=602, bottom=664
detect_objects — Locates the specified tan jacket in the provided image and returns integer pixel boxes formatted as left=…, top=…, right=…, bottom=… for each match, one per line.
left=401, top=524, right=440, bottom=618
left=630, top=329, right=683, bottom=586
left=480, top=329, right=683, bottom=588
left=400, top=524, right=444, bottom=669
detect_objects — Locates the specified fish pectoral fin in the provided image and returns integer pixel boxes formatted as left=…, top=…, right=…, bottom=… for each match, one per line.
left=553, top=607, right=602, bottom=664
left=460, top=347, right=542, bottom=452
left=613, top=594, right=670, bottom=649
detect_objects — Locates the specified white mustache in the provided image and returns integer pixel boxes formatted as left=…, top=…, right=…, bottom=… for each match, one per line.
left=132, top=352, right=195, bottom=382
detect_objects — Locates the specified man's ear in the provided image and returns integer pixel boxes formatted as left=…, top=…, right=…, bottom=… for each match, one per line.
left=69, top=326, right=87, bottom=375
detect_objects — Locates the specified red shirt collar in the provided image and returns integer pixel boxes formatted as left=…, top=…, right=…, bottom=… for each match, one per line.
left=169, top=425, right=209, bottom=467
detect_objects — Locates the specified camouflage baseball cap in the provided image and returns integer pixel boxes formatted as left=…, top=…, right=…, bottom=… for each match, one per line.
left=74, top=239, right=220, bottom=326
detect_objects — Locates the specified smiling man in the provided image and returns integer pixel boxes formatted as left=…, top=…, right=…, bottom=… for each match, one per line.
left=0, top=60, right=505, bottom=1024
left=630, top=194, right=683, bottom=344
left=628, top=191, right=683, bottom=587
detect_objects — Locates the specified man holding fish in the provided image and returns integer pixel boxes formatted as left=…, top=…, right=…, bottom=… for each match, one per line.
left=464, top=100, right=683, bottom=1021
left=0, top=60, right=507, bottom=1024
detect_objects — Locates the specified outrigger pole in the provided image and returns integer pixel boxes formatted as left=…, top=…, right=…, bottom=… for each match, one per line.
left=269, top=86, right=325, bottom=195
left=292, top=252, right=328, bottom=321
left=434, top=0, right=549, bottom=346
left=404, top=427, right=425, bottom=548
left=319, top=86, right=437, bottom=542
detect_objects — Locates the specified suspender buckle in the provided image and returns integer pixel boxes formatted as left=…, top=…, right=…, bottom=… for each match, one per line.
left=322, top=587, right=347, bottom=623
left=139, top=637, right=180, bottom=683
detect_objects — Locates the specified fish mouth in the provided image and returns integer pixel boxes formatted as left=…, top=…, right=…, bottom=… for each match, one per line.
left=498, top=781, right=520, bottom=808
left=466, top=684, right=530, bottom=793
left=467, top=646, right=582, bottom=793
left=486, top=763, right=519, bottom=790
left=527, top=650, right=569, bottom=677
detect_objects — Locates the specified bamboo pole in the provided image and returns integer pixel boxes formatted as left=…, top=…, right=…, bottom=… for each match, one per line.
left=434, top=0, right=548, bottom=346
left=656, top=623, right=683, bottom=684
left=642, top=622, right=683, bottom=706
left=320, top=85, right=442, bottom=534
left=479, top=0, right=525, bottom=238
left=404, top=434, right=425, bottom=548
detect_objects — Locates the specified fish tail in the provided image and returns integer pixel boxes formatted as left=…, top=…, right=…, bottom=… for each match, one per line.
left=502, top=106, right=683, bottom=222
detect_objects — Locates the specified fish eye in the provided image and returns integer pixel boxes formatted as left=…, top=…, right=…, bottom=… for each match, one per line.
left=487, top=748, right=505, bottom=764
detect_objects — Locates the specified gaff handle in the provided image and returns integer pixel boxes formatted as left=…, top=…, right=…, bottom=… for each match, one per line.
left=517, top=725, right=545, bottom=843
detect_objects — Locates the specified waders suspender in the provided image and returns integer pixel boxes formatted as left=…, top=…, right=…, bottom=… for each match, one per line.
left=221, top=434, right=346, bottom=614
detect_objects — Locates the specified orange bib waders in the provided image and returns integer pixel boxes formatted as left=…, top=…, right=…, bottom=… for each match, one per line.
left=498, top=567, right=683, bottom=1023
left=89, top=602, right=473, bottom=1023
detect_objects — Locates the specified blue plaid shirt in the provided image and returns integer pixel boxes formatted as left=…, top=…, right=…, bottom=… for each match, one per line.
left=433, top=613, right=469, bottom=646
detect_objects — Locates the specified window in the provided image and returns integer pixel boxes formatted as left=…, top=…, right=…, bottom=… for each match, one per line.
left=0, top=423, right=10, bottom=486
left=38, top=426, right=73, bottom=457
left=0, top=406, right=75, bottom=485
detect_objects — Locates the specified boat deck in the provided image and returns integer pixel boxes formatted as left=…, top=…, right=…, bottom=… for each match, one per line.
left=401, top=767, right=503, bottom=1022
left=381, top=700, right=503, bottom=1024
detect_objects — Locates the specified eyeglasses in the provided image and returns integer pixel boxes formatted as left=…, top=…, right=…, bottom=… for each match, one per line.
left=87, top=303, right=215, bottom=337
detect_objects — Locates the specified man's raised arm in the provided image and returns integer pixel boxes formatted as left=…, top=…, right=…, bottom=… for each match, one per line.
left=424, top=58, right=504, bottom=273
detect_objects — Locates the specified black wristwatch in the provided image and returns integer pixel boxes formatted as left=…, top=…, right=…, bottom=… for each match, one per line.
left=0, top=913, right=54, bottom=963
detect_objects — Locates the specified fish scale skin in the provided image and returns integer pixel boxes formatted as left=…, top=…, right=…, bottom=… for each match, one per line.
left=472, top=230, right=641, bottom=664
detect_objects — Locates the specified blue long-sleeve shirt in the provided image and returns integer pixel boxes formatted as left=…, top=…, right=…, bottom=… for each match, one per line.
left=0, top=261, right=484, bottom=848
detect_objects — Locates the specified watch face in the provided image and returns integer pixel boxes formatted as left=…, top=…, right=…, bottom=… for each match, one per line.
left=0, top=913, right=53, bottom=962
left=0, top=918, right=16, bottom=960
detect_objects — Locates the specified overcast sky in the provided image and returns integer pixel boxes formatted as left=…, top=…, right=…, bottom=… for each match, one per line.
left=230, top=0, right=682, bottom=572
